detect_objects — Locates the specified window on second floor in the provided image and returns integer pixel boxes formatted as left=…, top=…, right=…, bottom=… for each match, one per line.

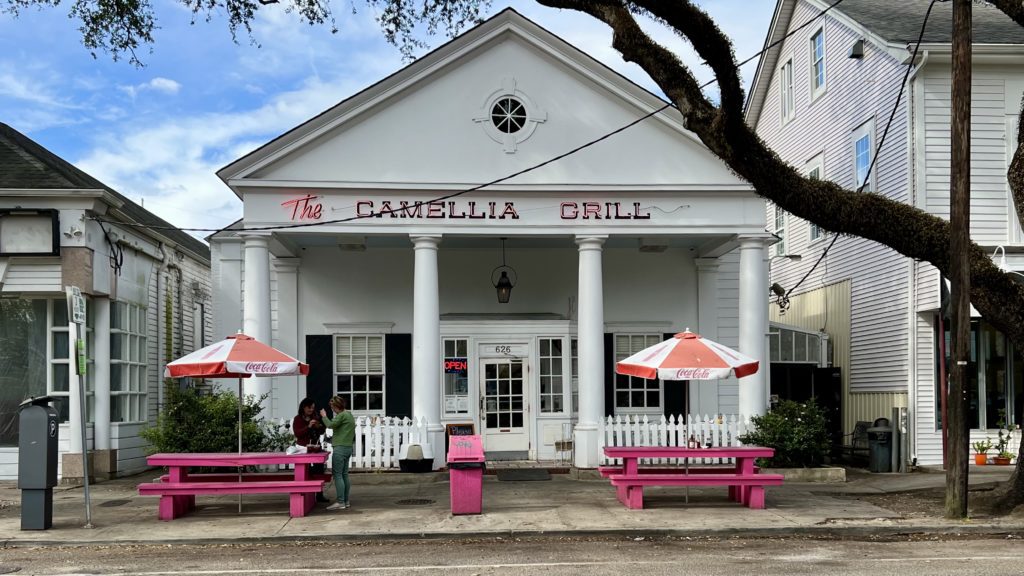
left=805, top=154, right=826, bottom=242
left=780, top=59, right=795, bottom=122
left=774, top=204, right=787, bottom=256
left=853, top=120, right=874, bottom=193
left=810, top=29, right=826, bottom=99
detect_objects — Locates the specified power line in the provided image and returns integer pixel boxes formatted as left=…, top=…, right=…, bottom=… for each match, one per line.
left=91, top=0, right=849, bottom=234
left=782, top=0, right=941, bottom=301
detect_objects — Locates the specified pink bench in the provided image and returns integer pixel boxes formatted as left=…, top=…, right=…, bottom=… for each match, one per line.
left=602, top=446, right=779, bottom=510
left=139, top=452, right=329, bottom=521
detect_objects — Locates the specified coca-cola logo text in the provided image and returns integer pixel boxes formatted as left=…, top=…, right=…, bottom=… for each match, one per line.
left=671, top=368, right=713, bottom=379
left=245, top=362, right=283, bottom=373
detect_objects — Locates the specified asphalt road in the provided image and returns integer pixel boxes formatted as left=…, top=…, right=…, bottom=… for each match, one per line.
left=1, top=535, right=1022, bottom=576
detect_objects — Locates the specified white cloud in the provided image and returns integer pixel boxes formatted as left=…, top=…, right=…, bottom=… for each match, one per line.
left=119, top=77, right=182, bottom=99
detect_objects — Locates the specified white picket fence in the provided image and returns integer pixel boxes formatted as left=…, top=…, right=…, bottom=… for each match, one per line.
left=599, top=414, right=753, bottom=465
left=331, top=416, right=430, bottom=470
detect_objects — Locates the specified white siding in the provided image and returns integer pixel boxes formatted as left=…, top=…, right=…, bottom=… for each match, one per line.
left=922, top=68, right=1020, bottom=245
left=755, top=0, right=911, bottom=393
left=0, top=261, right=62, bottom=292
left=715, top=250, right=740, bottom=414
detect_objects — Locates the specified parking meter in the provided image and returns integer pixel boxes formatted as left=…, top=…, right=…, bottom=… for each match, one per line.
left=18, top=396, right=59, bottom=530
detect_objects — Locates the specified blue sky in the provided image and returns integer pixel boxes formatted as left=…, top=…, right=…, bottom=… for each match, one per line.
left=0, top=0, right=776, bottom=234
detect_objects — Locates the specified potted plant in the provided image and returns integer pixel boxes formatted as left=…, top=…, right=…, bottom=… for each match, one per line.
left=972, top=438, right=993, bottom=465
left=992, top=419, right=1016, bottom=466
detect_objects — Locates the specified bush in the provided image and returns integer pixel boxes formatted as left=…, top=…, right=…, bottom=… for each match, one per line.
left=738, top=399, right=831, bottom=468
left=141, top=387, right=285, bottom=454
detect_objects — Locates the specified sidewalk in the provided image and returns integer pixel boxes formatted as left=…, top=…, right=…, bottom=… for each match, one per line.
left=1, top=466, right=1021, bottom=547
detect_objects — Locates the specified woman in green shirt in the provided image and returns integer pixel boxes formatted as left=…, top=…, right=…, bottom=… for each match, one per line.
left=320, top=396, right=356, bottom=510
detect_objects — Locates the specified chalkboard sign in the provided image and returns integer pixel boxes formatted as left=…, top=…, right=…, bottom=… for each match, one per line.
left=446, top=422, right=475, bottom=437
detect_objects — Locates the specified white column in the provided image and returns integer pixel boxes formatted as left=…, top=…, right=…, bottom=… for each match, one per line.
left=93, top=298, right=111, bottom=450
left=242, top=233, right=273, bottom=414
left=574, top=235, right=606, bottom=468
left=738, top=236, right=769, bottom=418
left=411, top=235, right=443, bottom=468
left=273, top=258, right=301, bottom=420
left=694, top=258, right=720, bottom=417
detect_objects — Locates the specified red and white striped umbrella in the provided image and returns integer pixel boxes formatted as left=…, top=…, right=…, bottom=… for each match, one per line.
left=164, top=333, right=309, bottom=379
left=615, top=330, right=759, bottom=381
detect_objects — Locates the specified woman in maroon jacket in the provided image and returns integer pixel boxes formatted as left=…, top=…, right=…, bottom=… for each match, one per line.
left=293, top=398, right=328, bottom=502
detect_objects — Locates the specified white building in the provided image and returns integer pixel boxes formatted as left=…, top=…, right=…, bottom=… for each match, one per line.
left=210, top=9, right=772, bottom=468
left=746, top=0, right=1024, bottom=466
left=0, top=122, right=211, bottom=480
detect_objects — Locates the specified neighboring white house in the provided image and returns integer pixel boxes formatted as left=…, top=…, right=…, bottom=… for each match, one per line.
left=746, top=0, right=1024, bottom=466
left=209, top=8, right=773, bottom=468
left=0, top=122, right=211, bottom=480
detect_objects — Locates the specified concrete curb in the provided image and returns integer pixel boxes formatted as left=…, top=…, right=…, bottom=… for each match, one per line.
left=3, top=523, right=1023, bottom=549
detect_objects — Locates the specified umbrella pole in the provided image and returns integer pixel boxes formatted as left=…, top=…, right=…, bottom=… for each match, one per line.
left=238, top=376, right=243, bottom=514
left=685, top=384, right=689, bottom=505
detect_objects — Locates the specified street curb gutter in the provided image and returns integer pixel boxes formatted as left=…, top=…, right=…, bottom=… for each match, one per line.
left=3, top=524, right=1023, bottom=548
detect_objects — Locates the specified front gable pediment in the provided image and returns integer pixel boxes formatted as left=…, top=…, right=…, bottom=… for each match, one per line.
left=219, top=10, right=750, bottom=194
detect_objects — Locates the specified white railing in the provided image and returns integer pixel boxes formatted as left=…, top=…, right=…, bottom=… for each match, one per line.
left=330, top=416, right=430, bottom=470
left=598, top=414, right=752, bottom=465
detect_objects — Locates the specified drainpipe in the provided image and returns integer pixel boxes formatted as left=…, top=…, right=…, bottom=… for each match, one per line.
left=167, top=262, right=184, bottom=360
left=156, top=244, right=169, bottom=412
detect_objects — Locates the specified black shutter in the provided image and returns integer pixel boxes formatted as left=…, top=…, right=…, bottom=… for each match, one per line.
left=385, top=334, right=412, bottom=419
left=662, top=332, right=687, bottom=417
left=604, top=333, right=615, bottom=417
left=305, top=335, right=334, bottom=414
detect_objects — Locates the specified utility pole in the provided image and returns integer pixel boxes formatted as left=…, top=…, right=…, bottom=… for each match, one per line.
left=946, top=0, right=971, bottom=519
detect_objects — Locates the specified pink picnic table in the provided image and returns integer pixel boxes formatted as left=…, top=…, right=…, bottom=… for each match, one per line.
left=139, top=452, right=329, bottom=520
left=601, top=446, right=782, bottom=509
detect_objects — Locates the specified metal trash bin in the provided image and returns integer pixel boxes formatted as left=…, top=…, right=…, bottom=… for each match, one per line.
left=868, top=418, right=892, bottom=473
left=18, top=396, right=59, bottom=530
left=447, top=434, right=485, bottom=515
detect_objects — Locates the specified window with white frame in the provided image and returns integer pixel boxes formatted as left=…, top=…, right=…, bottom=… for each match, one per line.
left=853, top=120, right=874, bottom=192
left=810, top=28, right=826, bottom=98
left=111, top=301, right=148, bottom=422
left=539, top=338, right=565, bottom=413
left=614, top=334, right=662, bottom=411
left=780, top=59, right=794, bottom=122
left=774, top=204, right=787, bottom=256
left=806, top=154, right=826, bottom=241
left=335, top=335, right=385, bottom=412
left=443, top=338, right=469, bottom=415
left=49, top=298, right=93, bottom=423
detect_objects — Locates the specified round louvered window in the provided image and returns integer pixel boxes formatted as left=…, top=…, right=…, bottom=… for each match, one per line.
left=490, top=97, right=527, bottom=134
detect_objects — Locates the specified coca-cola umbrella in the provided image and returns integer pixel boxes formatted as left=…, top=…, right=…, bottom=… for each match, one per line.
left=616, top=330, right=759, bottom=501
left=164, top=332, right=310, bottom=455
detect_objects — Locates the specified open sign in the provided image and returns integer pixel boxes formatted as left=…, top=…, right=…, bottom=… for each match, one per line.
left=444, top=358, right=468, bottom=373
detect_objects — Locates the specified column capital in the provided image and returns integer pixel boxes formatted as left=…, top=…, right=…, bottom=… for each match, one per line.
left=410, top=234, right=442, bottom=249
left=241, top=231, right=272, bottom=245
left=695, top=257, right=720, bottom=271
left=272, top=257, right=301, bottom=272
left=575, top=235, right=607, bottom=250
left=737, top=234, right=773, bottom=249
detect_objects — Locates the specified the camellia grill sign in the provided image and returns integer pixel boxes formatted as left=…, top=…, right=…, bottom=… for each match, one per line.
left=280, top=195, right=653, bottom=222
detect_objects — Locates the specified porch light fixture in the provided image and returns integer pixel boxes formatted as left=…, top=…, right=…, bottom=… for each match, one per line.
left=491, top=238, right=517, bottom=304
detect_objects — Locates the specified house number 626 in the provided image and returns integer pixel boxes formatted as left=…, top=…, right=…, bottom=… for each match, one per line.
left=495, top=345, right=511, bottom=354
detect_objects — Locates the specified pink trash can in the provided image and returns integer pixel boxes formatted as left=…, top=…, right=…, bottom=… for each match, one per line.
left=448, top=435, right=485, bottom=515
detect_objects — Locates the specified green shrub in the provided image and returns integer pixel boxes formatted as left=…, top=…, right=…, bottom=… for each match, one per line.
left=141, top=387, right=280, bottom=454
left=738, top=399, right=831, bottom=468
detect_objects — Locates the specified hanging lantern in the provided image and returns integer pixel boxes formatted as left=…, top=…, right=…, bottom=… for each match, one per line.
left=491, top=238, right=517, bottom=304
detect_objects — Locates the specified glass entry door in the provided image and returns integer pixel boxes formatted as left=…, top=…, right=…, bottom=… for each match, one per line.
left=480, top=359, right=529, bottom=452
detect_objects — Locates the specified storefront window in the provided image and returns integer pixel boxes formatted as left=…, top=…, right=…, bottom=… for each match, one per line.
left=442, top=338, right=469, bottom=415
left=49, top=299, right=93, bottom=423
left=570, top=339, right=579, bottom=415
left=335, top=335, right=385, bottom=413
left=614, top=334, right=662, bottom=412
left=538, top=338, right=565, bottom=413
left=111, top=302, right=148, bottom=422
left=937, top=318, right=1020, bottom=429
left=0, top=299, right=48, bottom=446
